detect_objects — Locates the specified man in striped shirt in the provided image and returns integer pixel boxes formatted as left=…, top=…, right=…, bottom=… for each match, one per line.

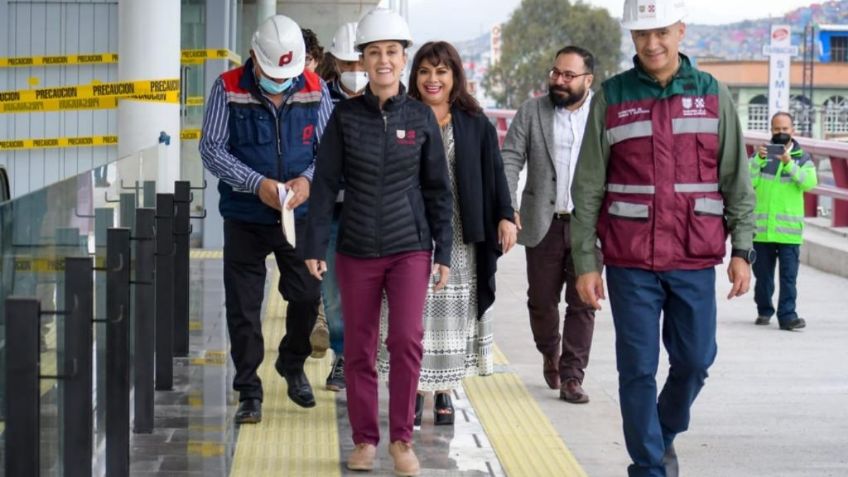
left=199, top=15, right=333, bottom=424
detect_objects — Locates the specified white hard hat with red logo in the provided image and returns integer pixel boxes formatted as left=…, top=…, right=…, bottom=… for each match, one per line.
left=329, top=23, right=360, bottom=62
left=355, top=8, right=413, bottom=51
left=251, top=15, right=305, bottom=79
left=621, top=0, right=686, bottom=30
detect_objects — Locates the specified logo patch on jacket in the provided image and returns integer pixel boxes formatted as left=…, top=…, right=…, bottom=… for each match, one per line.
left=396, top=129, right=416, bottom=145
left=682, top=96, right=707, bottom=117
left=302, top=124, right=314, bottom=144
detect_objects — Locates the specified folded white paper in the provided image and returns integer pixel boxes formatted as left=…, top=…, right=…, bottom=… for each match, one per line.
left=277, top=183, right=296, bottom=248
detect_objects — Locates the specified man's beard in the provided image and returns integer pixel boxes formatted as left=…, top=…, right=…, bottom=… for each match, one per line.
left=548, top=84, right=586, bottom=108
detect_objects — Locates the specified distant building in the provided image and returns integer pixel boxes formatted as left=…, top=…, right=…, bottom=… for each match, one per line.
left=698, top=24, right=848, bottom=139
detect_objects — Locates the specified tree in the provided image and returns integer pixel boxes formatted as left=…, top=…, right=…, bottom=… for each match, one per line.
left=483, top=0, right=621, bottom=108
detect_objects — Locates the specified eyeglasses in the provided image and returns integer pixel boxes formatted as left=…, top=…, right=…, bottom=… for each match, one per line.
left=548, top=68, right=591, bottom=82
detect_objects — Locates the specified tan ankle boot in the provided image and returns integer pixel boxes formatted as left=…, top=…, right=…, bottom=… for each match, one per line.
left=388, top=441, right=420, bottom=476
left=346, top=443, right=376, bottom=471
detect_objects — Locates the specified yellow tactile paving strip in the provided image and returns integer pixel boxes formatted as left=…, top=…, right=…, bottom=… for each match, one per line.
left=464, top=348, right=588, bottom=477
left=189, top=249, right=224, bottom=259
left=230, top=269, right=341, bottom=477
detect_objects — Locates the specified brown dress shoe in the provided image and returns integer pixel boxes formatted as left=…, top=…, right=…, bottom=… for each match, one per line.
left=389, top=441, right=420, bottom=476
left=560, top=378, right=590, bottom=404
left=346, top=443, right=376, bottom=471
left=543, top=352, right=560, bottom=389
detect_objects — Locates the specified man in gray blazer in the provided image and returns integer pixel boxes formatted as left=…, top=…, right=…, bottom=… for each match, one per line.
left=503, top=45, right=599, bottom=403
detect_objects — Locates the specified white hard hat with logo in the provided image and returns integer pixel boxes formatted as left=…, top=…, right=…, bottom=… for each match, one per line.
left=251, top=15, right=306, bottom=79
left=621, top=0, right=686, bottom=30
left=329, top=23, right=360, bottom=62
left=355, top=8, right=413, bottom=51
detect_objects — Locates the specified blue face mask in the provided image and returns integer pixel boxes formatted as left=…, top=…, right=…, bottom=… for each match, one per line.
left=258, top=74, right=293, bottom=95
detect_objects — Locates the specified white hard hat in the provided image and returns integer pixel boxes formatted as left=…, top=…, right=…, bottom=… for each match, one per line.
left=251, top=15, right=305, bottom=79
left=329, top=23, right=360, bottom=62
left=355, top=8, right=413, bottom=51
left=621, top=0, right=686, bottom=30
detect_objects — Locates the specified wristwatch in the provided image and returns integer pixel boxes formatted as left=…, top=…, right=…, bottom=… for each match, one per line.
left=731, top=248, right=756, bottom=265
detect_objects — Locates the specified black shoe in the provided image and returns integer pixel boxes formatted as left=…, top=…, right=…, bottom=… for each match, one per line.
left=275, top=357, right=315, bottom=408
left=754, top=315, right=771, bottom=325
left=414, top=393, right=424, bottom=426
left=663, top=443, right=679, bottom=477
left=433, top=392, right=455, bottom=426
left=325, top=356, right=345, bottom=392
left=235, top=398, right=262, bottom=424
left=779, top=318, right=806, bottom=331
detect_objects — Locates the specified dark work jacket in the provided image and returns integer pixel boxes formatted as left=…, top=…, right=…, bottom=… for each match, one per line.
left=450, top=107, right=515, bottom=318
left=305, top=85, right=453, bottom=265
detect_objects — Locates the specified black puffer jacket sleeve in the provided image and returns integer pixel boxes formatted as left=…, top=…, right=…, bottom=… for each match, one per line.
left=304, top=109, right=344, bottom=261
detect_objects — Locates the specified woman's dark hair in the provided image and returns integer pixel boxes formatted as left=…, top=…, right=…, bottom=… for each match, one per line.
left=408, top=41, right=482, bottom=115
left=301, top=28, right=323, bottom=61
left=316, top=51, right=339, bottom=83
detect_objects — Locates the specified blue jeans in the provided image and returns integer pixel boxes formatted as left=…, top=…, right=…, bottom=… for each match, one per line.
left=752, top=242, right=800, bottom=324
left=323, top=210, right=344, bottom=356
left=607, top=266, right=718, bottom=477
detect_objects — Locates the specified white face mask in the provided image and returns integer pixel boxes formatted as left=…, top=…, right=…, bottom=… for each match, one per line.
left=340, top=71, right=368, bottom=94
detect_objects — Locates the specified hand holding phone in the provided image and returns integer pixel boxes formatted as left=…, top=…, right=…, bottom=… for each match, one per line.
left=765, top=143, right=786, bottom=159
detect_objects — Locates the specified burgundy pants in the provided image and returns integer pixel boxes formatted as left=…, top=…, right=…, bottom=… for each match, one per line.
left=336, top=250, right=431, bottom=445
left=525, top=215, right=597, bottom=382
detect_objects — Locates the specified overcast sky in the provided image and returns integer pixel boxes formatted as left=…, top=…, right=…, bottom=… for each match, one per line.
left=403, top=0, right=823, bottom=43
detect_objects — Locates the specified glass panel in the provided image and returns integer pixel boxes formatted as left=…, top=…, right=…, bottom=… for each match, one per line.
left=0, top=142, right=162, bottom=475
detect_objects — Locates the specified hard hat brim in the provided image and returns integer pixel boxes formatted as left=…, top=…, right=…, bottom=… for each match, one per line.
left=621, top=15, right=685, bottom=31
left=252, top=48, right=305, bottom=79
left=355, top=40, right=411, bottom=52
left=329, top=50, right=361, bottom=62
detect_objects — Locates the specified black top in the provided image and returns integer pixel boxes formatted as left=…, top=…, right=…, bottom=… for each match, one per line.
left=449, top=107, right=514, bottom=318
left=305, top=85, right=453, bottom=265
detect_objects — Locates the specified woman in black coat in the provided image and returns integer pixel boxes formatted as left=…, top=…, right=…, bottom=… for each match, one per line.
left=377, top=41, right=517, bottom=426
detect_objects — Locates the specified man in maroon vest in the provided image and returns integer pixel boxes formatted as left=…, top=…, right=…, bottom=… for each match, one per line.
left=570, top=1, right=756, bottom=476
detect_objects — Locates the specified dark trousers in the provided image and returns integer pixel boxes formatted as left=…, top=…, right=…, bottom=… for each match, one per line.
left=607, top=266, right=717, bottom=477
left=336, top=250, right=431, bottom=445
left=525, top=216, right=596, bottom=382
left=753, top=242, right=800, bottom=323
left=223, top=219, right=321, bottom=402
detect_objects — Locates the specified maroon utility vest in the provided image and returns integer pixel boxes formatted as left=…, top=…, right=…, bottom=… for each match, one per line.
left=598, top=56, right=727, bottom=271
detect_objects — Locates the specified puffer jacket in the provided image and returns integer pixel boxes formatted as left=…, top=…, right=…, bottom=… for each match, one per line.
left=305, top=84, right=453, bottom=265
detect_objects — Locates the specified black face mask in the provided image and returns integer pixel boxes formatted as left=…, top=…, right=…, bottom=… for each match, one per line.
left=771, top=132, right=792, bottom=145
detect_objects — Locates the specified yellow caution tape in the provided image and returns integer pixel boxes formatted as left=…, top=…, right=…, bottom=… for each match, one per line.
left=185, top=96, right=204, bottom=107
left=181, top=49, right=242, bottom=65
left=0, top=256, right=106, bottom=273
left=181, top=129, right=202, bottom=141
left=0, top=49, right=240, bottom=68
left=2, top=128, right=202, bottom=151
left=0, top=53, right=119, bottom=67
left=0, top=78, right=180, bottom=103
left=0, top=91, right=180, bottom=114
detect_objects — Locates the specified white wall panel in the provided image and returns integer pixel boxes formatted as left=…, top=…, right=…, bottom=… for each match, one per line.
left=2, top=0, right=118, bottom=198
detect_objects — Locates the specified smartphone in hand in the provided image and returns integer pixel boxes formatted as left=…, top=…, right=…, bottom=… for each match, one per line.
left=765, top=143, right=786, bottom=159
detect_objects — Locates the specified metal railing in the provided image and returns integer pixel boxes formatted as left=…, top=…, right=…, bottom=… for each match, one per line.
left=485, top=109, right=848, bottom=227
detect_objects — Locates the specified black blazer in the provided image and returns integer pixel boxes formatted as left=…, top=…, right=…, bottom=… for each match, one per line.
left=450, top=107, right=514, bottom=318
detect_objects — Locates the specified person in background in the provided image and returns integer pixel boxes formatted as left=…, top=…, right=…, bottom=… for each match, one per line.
left=304, top=9, right=452, bottom=476
left=750, top=111, right=817, bottom=331
left=301, top=28, right=323, bottom=72
left=199, top=15, right=333, bottom=424
left=502, top=45, right=600, bottom=404
left=570, top=1, right=756, bottom=475
left=377, top=41, right=517, bottom=426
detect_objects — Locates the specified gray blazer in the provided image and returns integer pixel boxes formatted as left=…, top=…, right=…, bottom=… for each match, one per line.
left=502, top=95, right=561, bottom=248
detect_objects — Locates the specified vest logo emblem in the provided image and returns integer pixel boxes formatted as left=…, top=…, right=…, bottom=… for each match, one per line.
left=302, top=124, right=314, bottom=144
left=682, top=96, right=707, bottom=117
left=279, top=51, right=293, bottom=66
left=396, top=129, right=416, bottom=145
